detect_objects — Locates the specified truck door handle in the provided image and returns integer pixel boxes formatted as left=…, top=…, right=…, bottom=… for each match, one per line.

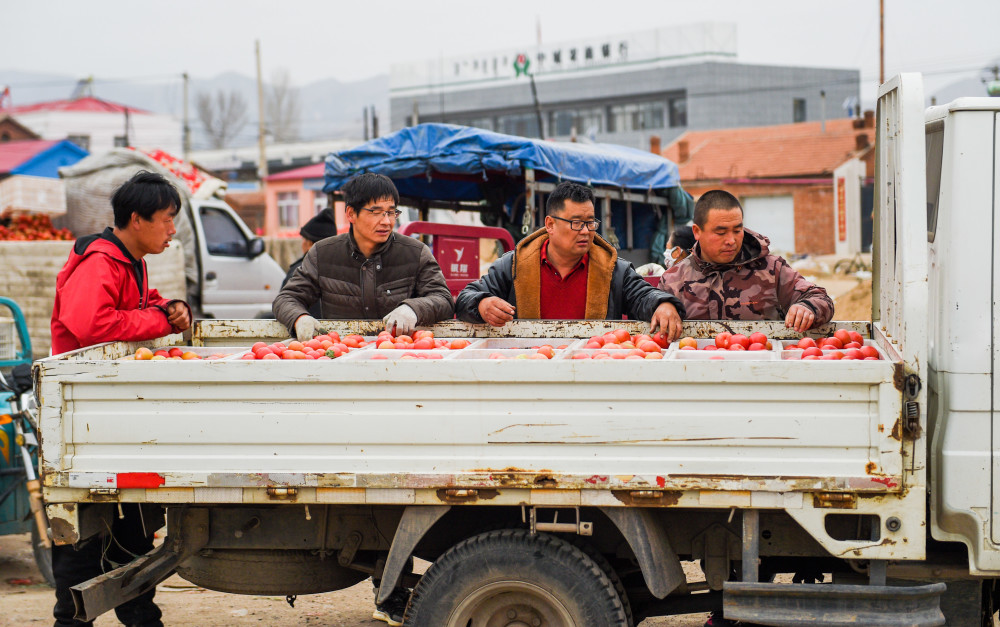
left=206, top=272, right=217, bottom=281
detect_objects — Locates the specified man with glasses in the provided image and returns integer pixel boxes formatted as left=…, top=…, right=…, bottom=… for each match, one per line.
left=456, top=181, right=685, bottom=340
left=274, top=173, right=453, bottom=343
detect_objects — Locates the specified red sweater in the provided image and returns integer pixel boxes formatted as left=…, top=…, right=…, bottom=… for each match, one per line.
left=51, top=229, right=183, bottom=355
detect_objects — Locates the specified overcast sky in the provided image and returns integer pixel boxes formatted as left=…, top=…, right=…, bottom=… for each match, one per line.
left=3, top=0, right=998, bottom=99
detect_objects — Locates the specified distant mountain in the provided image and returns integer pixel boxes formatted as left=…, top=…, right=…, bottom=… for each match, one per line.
left=0, top=69, right=388, bottom=150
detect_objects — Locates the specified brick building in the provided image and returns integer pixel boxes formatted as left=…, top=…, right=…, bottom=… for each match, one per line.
left=662, top=115, right=875, bottom=255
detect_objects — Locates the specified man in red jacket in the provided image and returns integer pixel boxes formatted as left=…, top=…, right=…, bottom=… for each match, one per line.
left=49, top=170, right=191, bottom=627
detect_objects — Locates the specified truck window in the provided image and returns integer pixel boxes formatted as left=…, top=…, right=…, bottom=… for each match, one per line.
left=200, top=206, right=249, bottom=257
left=925, top=120, right=944, bottom=242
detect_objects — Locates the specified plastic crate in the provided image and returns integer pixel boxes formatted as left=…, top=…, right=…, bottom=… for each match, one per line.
left=0, top=317, right=16, bottom=361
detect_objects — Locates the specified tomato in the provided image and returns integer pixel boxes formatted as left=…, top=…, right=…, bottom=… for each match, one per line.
left=834, top=329, right=852, bottom=345
left=612, top=329, right=631, bottom=344
left=748, top=332, right=768, bottom=346
left=715, top=332, right=732, bottom=349
left=677, top=337, right=697, bottom=349
left=796, top=338, right=817, bottom=349
left=729, top=334, right=751, bottom=349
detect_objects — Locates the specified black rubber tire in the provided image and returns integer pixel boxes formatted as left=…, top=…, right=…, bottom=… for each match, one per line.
left=176, top=549, right=366, bottom=595
left=405, top=529, right=629, bottom=627
left=30, top=524, right=55, bottom=587
left=569, top=537, right=634, bottom=627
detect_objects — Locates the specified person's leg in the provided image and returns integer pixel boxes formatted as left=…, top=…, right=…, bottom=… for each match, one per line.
left=52, top=540, right=102, bottom=627
left=108, top=505, right=162, bottom=627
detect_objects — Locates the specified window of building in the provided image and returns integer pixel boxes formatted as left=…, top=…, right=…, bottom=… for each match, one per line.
left=113, top=135, right=128, bottom=148
left=608, top=100, right=666, bottom=133
left=313, top=193, right=328, bottom=216
left=200, top=206, right=249, bottom=256
left=669, top=96, right=687, bottom=128
left=0, top=132, right=10, bottom=142
left=68, top=135, right=90, bottom=151
left=498, top=113, right=541, bottom=138
left=549, top=106, right=605, bottom=137
left=793, top=98, right=807, bottom=123
left=277, top=191, right=300, bottom=228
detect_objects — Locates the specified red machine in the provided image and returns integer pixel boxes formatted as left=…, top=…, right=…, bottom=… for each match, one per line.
left=399, top=222, right=515, bottom=298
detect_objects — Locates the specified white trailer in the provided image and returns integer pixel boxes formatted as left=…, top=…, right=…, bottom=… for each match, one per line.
left=33, top=74, right=1000, bottom=625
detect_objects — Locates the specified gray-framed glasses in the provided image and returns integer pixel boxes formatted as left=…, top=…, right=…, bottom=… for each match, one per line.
left=551, top=216, right=600, bottom=231
left=361, top=207, right=403, bottom=220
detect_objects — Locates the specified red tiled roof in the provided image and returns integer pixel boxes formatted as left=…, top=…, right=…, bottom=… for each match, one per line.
left=0, top=139, right=59, bottom=173
left=2, top=96, right=149, bottom=115
left=265, top=162, right=325, bottom=182
left=663, top=118, right=875, bottom=181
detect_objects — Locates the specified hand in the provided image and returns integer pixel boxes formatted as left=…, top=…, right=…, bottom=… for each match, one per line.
left=294, top=315, right=328, bottom=342
left=383, top=304, right=418, bottom=335
left=478, top=296, right=515, bottom=327
left=785, top=304, right=816, bottom=333
left=167, top=301, right=191, bottom=331
left=650, top=302, right=682, bottom=342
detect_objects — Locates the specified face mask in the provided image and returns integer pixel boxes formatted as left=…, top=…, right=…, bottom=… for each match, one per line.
left=664, top=246, right=683, bottom=268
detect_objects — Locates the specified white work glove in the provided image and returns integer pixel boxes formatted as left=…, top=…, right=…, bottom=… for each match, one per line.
left=293, top=315, right=327, bottom=342
left=383, top=304, right=418, bottom=335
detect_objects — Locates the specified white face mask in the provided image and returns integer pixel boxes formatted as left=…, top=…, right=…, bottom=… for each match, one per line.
left=663, top=246, right=683, bottom=268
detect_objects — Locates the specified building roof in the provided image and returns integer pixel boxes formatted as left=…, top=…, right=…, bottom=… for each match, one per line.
left=1, top=96, right=149, bottom=115
left=0, top=139, right=59, bottom=174
left=265, top=162, right=325, bottom=182
left=663, top=118, right=875, bottom=181
left=0, top=114, right=41, bottom=139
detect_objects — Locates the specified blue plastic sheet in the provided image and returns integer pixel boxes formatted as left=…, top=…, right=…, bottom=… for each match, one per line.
left=323, top=123, right=680, bottom=198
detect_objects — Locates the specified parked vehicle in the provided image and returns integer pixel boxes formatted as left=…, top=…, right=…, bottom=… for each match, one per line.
left=34, top=75, right=1000, bottom=625
left=0, top=297, right=52, bottom=586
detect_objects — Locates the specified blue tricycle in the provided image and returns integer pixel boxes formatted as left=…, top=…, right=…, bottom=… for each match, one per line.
left=0, top=296, right=53, bottom=586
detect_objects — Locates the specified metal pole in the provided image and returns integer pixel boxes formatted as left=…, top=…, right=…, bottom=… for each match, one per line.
left=741, top=509, right=759, bottom=583
left=529, top=74, right=544, bottom=139
left=182, top=72, right=190, bottom=161
left=255, top=40, right=268, bottom=178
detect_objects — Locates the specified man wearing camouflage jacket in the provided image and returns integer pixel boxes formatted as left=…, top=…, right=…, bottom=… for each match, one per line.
left=657, top=189, right=833, bottom=333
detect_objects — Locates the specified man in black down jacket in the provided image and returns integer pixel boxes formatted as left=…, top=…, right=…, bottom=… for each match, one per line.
left=273, top=173, right=454, bottom=341
left=456, top=182, right=685, bottom=341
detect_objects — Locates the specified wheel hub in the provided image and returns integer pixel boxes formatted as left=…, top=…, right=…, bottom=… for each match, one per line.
left=449, top=580, right=574, bottom=627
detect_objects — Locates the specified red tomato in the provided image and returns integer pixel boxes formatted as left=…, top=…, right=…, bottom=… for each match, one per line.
left=748, top=332, right=768, bottom=346
left=715, top=332, right=732, bottom=349
left=729, top=334, right=751, bottom=349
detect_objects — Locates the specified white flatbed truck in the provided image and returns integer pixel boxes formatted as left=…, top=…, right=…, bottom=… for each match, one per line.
left=32, top=74, right=1000, bottom=625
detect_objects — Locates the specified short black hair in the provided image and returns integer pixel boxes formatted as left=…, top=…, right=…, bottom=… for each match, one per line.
left=110, top=170, right=181, bottom=228
left=546, top=181, right=595, bottom=216
left=693, top=189, right=742, bottom=228
left=668, top=224, right=696, bottom=250
left=342, top=173, right=399, bottom=211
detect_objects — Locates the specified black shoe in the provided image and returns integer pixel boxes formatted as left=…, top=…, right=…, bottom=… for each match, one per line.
left=372, top=588, right=409, bottom=626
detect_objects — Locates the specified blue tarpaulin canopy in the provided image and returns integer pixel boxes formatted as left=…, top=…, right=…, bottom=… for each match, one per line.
left=323, top=123, right=681, bottom=200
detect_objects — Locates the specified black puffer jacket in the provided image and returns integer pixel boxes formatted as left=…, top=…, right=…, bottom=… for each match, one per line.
left=273, top=230, right=454, bottom=332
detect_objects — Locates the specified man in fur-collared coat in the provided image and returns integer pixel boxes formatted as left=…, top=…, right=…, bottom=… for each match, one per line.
left=456, top=181, right=685, bottom=341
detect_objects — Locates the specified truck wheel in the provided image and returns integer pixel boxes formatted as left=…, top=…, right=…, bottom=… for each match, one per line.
left=569, top=537, right=634, bottom=627
left=31, top=525, right=55, bottom=587
left=177, top=549, right=366, bottom=595
left=406, top=529, right=629, bottom=627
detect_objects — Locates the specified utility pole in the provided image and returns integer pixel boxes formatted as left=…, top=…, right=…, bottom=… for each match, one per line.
left=371, top=106, right=379, bottom=138
left=363, top=106, right=369, bottom=141
left=123, top=109, right=130, bottom=147
left=182, top=72, right=190, bottom=161
left=255, top=40, right=268, bottom=179
left=879, top=0, right=885, bottom=85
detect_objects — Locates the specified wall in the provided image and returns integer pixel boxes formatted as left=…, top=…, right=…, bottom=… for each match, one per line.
left=683, top=181, right=836, bottom=255
left=263, top=179, right=348, bottom=237
left=13, top=111, right=181, bottom=155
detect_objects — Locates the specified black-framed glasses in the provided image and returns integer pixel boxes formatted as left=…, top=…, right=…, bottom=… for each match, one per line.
left=360, top=207, right=403, bottom=220
left=551, top=216, right=600, bottom=231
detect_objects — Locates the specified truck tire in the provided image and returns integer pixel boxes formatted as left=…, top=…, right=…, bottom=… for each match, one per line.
left=176, top=549, right=366, bottom=595
left=31, top=525, right=55, bottom=587
left=405, top=529, right=629, bottom=627
left=569, top=537, right=634, bottom=627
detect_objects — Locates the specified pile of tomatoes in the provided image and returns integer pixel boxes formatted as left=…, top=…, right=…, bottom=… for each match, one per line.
left=0, top=211, right=74, bottom=241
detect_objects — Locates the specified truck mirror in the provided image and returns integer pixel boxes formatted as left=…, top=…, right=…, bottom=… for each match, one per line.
left=248, top=238, right=266, bottom=259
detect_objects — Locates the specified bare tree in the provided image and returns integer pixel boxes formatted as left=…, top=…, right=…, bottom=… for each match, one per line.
left=266, top=69, right=301, bottom=143
left=196, top=90, right=249, bottom=149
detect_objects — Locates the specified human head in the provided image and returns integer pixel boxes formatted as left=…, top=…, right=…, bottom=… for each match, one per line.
left=110, top=170, right=181, bottom=257
left=110, top=170, right=181, bottom=228
left=343, top=173, right=401, bottom=254
left=544, top=181, right=598, bottom=258
left=299, top=208, right=338, bottom=253
left=691, top=189, right=744, bottom=265
left=665, top=224, right=695, bottom=266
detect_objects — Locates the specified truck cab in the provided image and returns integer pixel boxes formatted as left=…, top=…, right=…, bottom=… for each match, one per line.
left=188, top=198, right=285, bottom=320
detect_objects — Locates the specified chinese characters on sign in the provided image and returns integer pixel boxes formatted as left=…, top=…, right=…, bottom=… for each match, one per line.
left=454, top=41, right=629, bottom=78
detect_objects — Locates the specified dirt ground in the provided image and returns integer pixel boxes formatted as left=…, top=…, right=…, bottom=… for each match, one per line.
left=0, top=533, right=709, bottom=626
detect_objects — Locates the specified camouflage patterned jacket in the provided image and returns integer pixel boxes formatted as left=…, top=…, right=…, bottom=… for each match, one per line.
left=656, top=229, right=834, bottom=326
